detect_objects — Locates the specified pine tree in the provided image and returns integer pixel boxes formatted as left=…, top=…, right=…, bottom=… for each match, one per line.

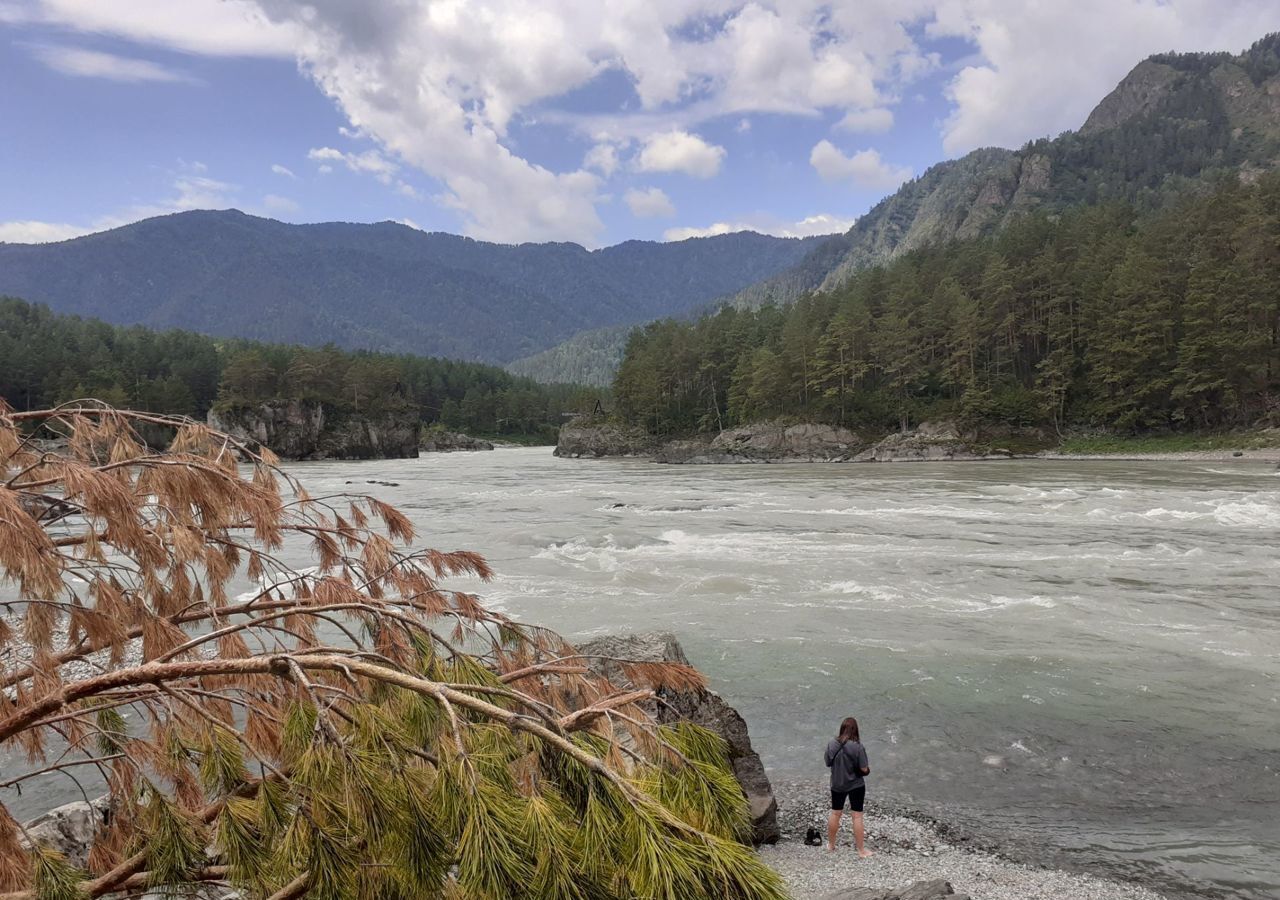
left=0, top=403, right=785, bottom=900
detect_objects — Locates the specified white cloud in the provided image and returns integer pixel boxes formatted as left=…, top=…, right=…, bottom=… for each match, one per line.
left=810, top=141, right=911, bottom=190
left=637, top=130, right=725, bottom=179
left=0, top=220, right=92, bottom=243
left=583, top=143, right=620, bottom=177
left=262, top=193, right=299, bottom=214
left=18, top=0, right=1276, bottom=241
left=27, top=44, right=196, bottom=83
left=9, top=0, right=297, bottom=57
left=270, top=163, right=296, bottom=178
left=664, top=213, right=853, bottom=242
left=395, top=180, right=421, bottom=200
left=396, top=217, right=422, bottom=230
left=928, top=0, right=1280, bottom=154
left=0, top=162, right=238, bottom=244
left=835, top=107, right=894, bottom=134
left=624, top=187, right=675, bottom=219
left=307, top=146, right=399, bottom=184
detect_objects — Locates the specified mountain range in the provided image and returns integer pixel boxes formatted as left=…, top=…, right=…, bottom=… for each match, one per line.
left=2, top=36, right=1277, bottom=383
left=521, top=35, right=1280, bottom=381
left=0, top=213, right=823, bottom=365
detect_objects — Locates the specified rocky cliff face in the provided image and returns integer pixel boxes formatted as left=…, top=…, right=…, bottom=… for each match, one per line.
left=576, top=632, right=780, bottom=844
left=208, top=400, right=420, bottom=460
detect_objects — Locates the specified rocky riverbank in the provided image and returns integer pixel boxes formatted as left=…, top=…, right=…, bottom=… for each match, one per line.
left=557, top=419, right=1043, bottom=464
left=208, top=399, right=420, bottom=460
left=760, top=783, right=1166, bottom=900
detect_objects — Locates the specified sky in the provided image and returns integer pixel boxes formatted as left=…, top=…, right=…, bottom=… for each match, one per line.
left=1, top=1, right=1278, bottom=249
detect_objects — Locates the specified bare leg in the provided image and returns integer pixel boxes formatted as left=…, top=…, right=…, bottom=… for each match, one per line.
left=851, top=812, right=873, bottom=857
left=826, top=810, right=841, bottom=851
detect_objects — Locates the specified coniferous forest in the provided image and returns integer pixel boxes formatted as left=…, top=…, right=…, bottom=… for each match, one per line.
left=613, top=173, right=1280, bottom=437
left=0, top=298, right=595, bottom=439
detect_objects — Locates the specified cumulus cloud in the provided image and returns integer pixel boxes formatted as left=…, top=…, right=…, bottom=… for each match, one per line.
left=810, top=141, right=911, bottom=190
left=637, top=130, right=725, bottom=179
left=624, top=187, right=675, bottom=219
left=664, top=212, right=853, bottom=242
left=27, top=44, right=197, bottom=83
left=835, top=107, right=894, bottom=134
left=270, top=163, right=296, bottom=178
left=14, top=0, right=1280, bottom=242
left=583, top=143, right=620, bottom=177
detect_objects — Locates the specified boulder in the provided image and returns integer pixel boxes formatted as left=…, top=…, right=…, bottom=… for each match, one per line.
left=575, top=632, right=780, bottom=844
left=21, top=801, right=242, bottom=898
left=823, top=879, right=970, bottom=900
left=656, top=422, right=864, bottom=464
left=859, top=420, right=984, bottom=462
left=208, top=400, right=420, bottom=461
left=420, top=429, right=494, bottom=452
left=554, top=420, right=657, bottom=458
left=20, top=798, right=110, bottom=869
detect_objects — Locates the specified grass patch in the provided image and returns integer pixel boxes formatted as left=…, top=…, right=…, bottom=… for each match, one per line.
left=1056, top=431, right=1280, bottom=454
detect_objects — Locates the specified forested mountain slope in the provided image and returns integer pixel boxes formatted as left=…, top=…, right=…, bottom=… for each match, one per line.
left=0, top=213, right=824, bottom=364
left=614, top=173, right=1280, bottom=436
left=733, top=35, right=1280, bottom=308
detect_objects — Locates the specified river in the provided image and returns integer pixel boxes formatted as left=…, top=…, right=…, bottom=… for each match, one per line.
left=7, top=449, right=1278, bottom=898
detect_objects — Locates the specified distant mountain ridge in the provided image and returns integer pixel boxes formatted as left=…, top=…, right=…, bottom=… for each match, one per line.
left=732, top=34, right=1280, bottom=307
left=0, top=212, right=825, bottom=364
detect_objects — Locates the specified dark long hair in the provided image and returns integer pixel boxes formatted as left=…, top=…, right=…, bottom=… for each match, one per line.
left=836, top=716, right=860, bottom=744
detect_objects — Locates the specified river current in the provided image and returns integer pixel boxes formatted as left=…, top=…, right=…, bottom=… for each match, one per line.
left=7, top=449, right=1278, bottom=897
left=316, top=449, right=1277, bottom=899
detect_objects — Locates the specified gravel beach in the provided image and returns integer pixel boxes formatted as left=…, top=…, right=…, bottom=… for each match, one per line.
left=760, top=782, right=1167, bottom=900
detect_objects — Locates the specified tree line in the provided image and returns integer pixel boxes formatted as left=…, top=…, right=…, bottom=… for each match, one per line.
left=614, top=172, right=1280, bottom=436
left=0, top=298, right=599, bottom=438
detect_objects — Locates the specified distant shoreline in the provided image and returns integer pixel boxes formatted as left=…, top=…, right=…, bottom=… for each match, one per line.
left=1039, top=448, right=1280, bottom=463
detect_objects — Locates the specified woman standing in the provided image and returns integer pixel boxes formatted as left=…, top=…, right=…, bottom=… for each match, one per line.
left=824, top=716, right=872, bottom=856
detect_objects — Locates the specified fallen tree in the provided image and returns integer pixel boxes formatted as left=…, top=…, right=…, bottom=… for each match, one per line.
left=0, top=401, right=785, bottom=900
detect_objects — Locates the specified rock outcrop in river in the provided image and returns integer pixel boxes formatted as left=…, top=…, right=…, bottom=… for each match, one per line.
left=656, top=422, right=863, bottom=463
left=557, top=419, right=1038, bottom=464
left=554, top=419, right=658, bottom=457
left=419, top=427, right=494, bottom=451
left=208, top=400, right=420, bottom=460
left=576, top=631, right=781, bottom=844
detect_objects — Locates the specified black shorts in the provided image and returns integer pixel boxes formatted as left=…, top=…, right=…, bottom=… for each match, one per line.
left=831, top=786, right=865, bottom=812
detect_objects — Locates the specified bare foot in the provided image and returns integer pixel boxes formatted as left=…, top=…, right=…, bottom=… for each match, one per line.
left=826, top=844, right=837, bottom=852
left=858, top=848, right=874, bottom=859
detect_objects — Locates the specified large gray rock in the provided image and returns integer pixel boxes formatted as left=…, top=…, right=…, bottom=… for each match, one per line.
left=20, top=798, right=110, bottom=868
left=656, top=422, right=864, bottom=464
left=21, top=800, right=241, bottom=898
left=859, top=421, right=986, bottom=462
left=575, top=632, right=780, bottom=844
left=823, top=878, right=970, bottom=900
left=554, top=420, right=657, bottom=458
left=420, top=428, right=494, bottom=452
left=209, top=399, right=420, bottom=460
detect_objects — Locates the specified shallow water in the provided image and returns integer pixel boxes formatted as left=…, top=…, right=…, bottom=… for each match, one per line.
left=7, top=450, right=1278, bottom=897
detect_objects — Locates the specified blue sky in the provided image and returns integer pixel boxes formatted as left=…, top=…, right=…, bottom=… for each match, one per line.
left=2, top=1, right=1278, bottom=248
